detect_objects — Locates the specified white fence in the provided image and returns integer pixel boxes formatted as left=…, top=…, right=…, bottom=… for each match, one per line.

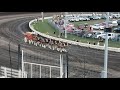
left=0, top=66, right=27, bottom=78
left=0, top=50, right=64, bottom=78
left=29, top=16, right=120, bottom=52
left=23, top=61, right=63, bottom=78
left=21, top=50, right=64, bottom=78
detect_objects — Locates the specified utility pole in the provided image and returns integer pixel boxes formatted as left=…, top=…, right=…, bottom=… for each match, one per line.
left=101, top=12, right=109, bottom=78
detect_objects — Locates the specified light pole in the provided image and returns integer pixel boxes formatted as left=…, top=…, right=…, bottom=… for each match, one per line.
left=65, top=52, right=68, bottom=78
left=101, top=12, right=109, bottom=78
left=41, top=12, right=44, bottom=22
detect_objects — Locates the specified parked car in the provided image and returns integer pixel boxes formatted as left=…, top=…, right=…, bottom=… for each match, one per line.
left=74, top=18, right=79, bottom=22
left=69, top=18, right=76, bottom=22
left=101, top=14, right=112, bottom=19
left=113, top=27, right=120, bottom=33
left=85, top=33, right=93, bottom=38
left=113, top=14, right=120, bottom=18
left=73, top=30, right=82, bottom=35
left=117, top=19, right=120, bottom=25
left=87, top=16, right=94, bottom=20
left=109, top=16, right=113, bottom=19
left=101, top=22, right=113, bottom=28
left=101, top=14, right=107, bottom=19
left=78, top=17, right=85, bottom=21
left=112, top=20, right=118, bottom=27
left=112, top=15, right=117, bottom=18
left=97, top=33, right=116, bottom=40
left=93, top=16, right=101, bottom=20
left=93, top=31, right=104, bottom=39
left=91, top=24, right=104, bottom=30
left=82, top=16, right=90, bottom=21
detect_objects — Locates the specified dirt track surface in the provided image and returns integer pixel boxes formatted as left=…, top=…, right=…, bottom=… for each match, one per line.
left=0, top=12, right=120, bottom=78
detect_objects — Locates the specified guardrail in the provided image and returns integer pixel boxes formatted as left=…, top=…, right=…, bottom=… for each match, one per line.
left=29, top=16, right=120, bottom=52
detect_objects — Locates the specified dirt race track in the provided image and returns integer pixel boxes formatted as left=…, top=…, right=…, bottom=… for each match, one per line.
left=0, top=12, right=120, bottom=78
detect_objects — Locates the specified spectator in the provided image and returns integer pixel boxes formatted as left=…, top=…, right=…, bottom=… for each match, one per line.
left=60, top=33, right=63, bottom=37
left=89, top=25, right=93, bottom=32
left=90, top=26, right=92, bottom=31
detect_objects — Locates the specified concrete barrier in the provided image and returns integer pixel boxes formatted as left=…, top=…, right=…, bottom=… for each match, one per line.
left=29, top=16, right=120, bottom=52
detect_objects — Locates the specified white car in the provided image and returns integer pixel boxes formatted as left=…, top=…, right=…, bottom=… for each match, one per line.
left=69, top=17, right=79, bottom=22
left=94, top=33, right=105, bottom=39
left=74, top=18, right=80, bottom=22
left=78, top=17, right=85, bottom=21
left=83, top=16, right=90, bottom=21
left=96, top=33, right=116, bottom=40
left=109, top=16, right=113, bottom=19
left=102, top=33, right=116, bottom=40
left=91, top=24, right=105, bottom=30
left=103, top=21, right=117, bottom=28
left=112, top=20, right=118, bottom=26
left=101, top=22, right=113, bottom=28
left=93, top=16, right=101, bottom=20
left=69, top=18, right=76, bottom=22
left=92, top=31, right=104, bottom=38
left=113, top=14, right=120, bottom=18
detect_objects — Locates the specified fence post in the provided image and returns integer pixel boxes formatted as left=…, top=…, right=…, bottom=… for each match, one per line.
left=18, top=70, right=21, bottom=78
left=50, top=67, right=51, bottom=78
left=40, top=65, right=41, bottom=78
left=4, top=67, right=7, bottom=78
left=65, top=52, right=68, bottom=78
left=60, top=54, right=63, bottom=78
left=31, top=64, right=32, bottom=78
left=21, top=50, right=24, bottom=78
left=24, top=72, right=27, bottom=78
left=25, top=72, right=27, bottom=78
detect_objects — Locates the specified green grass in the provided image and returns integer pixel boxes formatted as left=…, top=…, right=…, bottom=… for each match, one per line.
left=32, top=20, right=59, bottom=37
left=32, top=19, right=120, bottom=48
left=108, top=41, right=120, bottom=48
